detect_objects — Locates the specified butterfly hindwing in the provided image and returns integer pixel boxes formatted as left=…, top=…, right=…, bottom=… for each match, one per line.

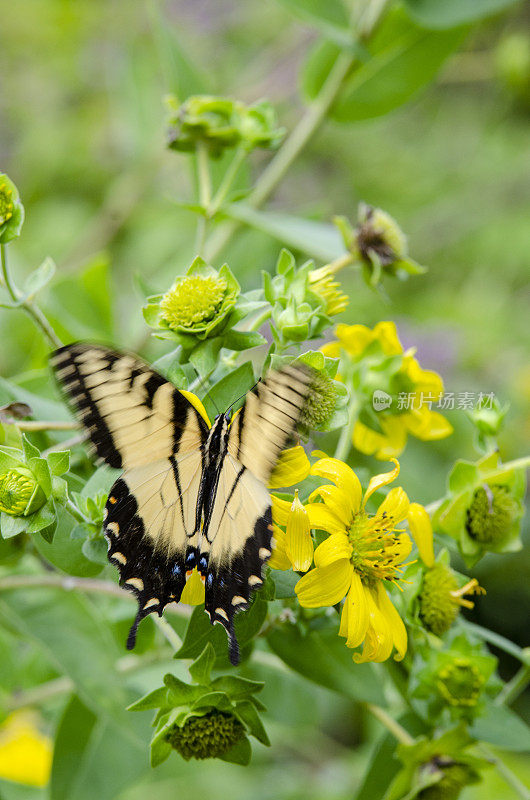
left=104, top=450, right=204, bottom=647
left=200, top=364, right=312, bottom=662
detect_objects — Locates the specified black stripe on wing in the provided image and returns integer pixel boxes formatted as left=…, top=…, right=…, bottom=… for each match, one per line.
left=103, top=476, right=188, bottom=649
left=203, top=507, right=273, bottom=665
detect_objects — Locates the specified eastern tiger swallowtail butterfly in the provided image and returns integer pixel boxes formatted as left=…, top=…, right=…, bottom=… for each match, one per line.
left=50, top=344, right=312, bottom=664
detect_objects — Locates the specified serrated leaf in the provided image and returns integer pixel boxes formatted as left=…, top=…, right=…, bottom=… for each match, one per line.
left=233, top=700, right=270, bottom=745
left=127, top=686, right=169, bottom=712
left=47, top=450, right=70, bottom=476
left=201, top=361, right=255, bottom=422
left=188, top=642, right=216, bottom=685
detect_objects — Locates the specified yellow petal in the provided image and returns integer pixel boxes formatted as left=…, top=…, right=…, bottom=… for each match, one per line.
left=364, top=458, right=400, bottom=505
left=269, top=445, right=310, bottom=489
left=180, top=568, right=205, bottom=605
left=0, top=712, right=52, bottom=788
left=375, top=583, right=407, bottom=661
left=335, top=323, right=373, bottom=356
left=407, top=502, right=435, bottom=567
left=320, top=341, right=341, bottom=359
left=286, top=491, right=313, bottom=573
left=271, top=494, right=293, bottom=527
left=373, top=321, right=403, bottom=355
left=179, top=390, right=211, bottom=428
left=376, top=486, right=410, bottom=523
left=376, top=416, right=408, bottom=459
left=308, top=484, right=353, bottom=527
left=352, top=420, right=385, bottom=456
left=306, top=503, right=345, bottom=535
left=404, top=406, right=453, bottom=441
left=314, top=533, right=352, bottom=568
left=268, top=524, right=291, bottom=570
left=341, top=571, right=369, bottom=648
left=310, top=457, right=362, bottom=513
left=353, top=585, right=393, bottom=664
left=295, top=560, right=352, bottom=608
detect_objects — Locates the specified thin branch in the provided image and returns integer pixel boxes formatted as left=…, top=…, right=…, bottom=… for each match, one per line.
left=153, top=615, right=182, bottom=651
left=478, top=744, right=530, bottom=800
left=495, top=663, right=530, bottom=707
left=464, top=621, right=528, bottom=664
left=1, top=244, right=62, bottom=348
left=41, top=432, right=88, bottom=457
left=365, top=702, right=414, bottom=745
left=15, top=420, right=79, bottom=432
left=0, top=573, right=189, bottom=619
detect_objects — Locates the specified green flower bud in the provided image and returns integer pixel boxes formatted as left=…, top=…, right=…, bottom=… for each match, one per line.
left=300, top=371, right=337, bottom=431
left=237, top=100, right=285, bottom=150
left=466, top=484, right=521, bottom=545
left=418, top=563, right=483, bottom=637
left=418, top=761, right=480, bottom=800
left=356, top=203, right=407, bottom=267
left=436, top=659, right=484, bottom=708
left=0, top=174, right=25, bottom=244
left=0, top=468, right=46, bottom=517
left=165, top=711, right=245, bottom=760
left=145, top=258, right=240, bottom=342
left=160, top=274, right=227, bottom=332
left=166, top=95, right=241, bottom=157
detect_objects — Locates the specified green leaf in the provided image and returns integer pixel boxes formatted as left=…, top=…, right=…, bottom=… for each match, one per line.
left=223, top=330, right=267, bottom=351
left=188, top=642, right=216, bottom=685
left=234, top=700, right=270, bottom=745
left=191, top=691, right=232, bottom=712
left=0, top=589, right=125, bottom=716
left=50, top=694, right=98, bottom=800
left=0, top=513, right=27, bottom=539
left=273, top=0, right=354, bottom=48
left=470, top=704, right=530, bottom=751
left=269, top=568, right=298, bottom=598
left=226, top=204, right=344, bottom=261
left=303, top=20, right=467, bottom=122
left=404, top=0, right=520, bottom=28
left=201, top=361, right=255, bottom=422
left=175, top=596, right=268, bottom=662
left=189, top=338, right=223, bottom=378
left=32, top=507, right=102, bottom=577
left=127, top=686, right=169, bottom=712
left=210, top=675, right=265, bottom=700
left=47, top=450, right=70, bottom=476
left=267, top=624, right=386, bottom=705
left=22, top=257, right=56, bottom=299
left=81, top=537, right=108, bottom=564
left=80, top=465, right=120, bottom=499
left=164, top=674, right=203, bottom=706
left=218, top=735, right=251, bottom=765
left=448, top=460, right=479, bottom=493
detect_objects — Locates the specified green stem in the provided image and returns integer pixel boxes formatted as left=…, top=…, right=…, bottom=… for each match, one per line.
left=246, top=307, right=272, bottom=333
left=365, top=702, right=414, bottom=745
left=478, top=744, right=530, bottom=800
left=0, top=573, right=191, bottom=617
left=464, top=621, right=528, bottom=664
left=64, top=497, right=92, bottom=526
left=195, top=141, right=213, bottom=256
left=1, top=244, right=62, bottom=348
left=209, top=146, right=247, bottom=217
left=495, top=662, right=530, bottom=706
left=16, top=420, right=79, bottom=432
left=153, top=615, right=182, bottom=651
left=204, top=54, right=354, bottom=263
left=334, top=395, right=359, bottom=461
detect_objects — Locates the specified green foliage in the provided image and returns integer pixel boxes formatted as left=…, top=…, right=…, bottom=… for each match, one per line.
left=0, top=0, right=529, bottom=797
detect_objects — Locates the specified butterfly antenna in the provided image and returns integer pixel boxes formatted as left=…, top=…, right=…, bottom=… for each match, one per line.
left=225, top=379, right=261, bottom=416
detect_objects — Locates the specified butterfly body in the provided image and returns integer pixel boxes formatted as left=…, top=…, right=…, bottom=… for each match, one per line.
left=51, top=344, right=311, bottom=663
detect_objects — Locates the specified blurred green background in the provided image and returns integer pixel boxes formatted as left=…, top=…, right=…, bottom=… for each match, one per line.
left=0, top=1, right=529, bottom=797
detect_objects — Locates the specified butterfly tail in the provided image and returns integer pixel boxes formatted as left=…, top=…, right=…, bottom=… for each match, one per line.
left=228, top=623, right=240, bottom=666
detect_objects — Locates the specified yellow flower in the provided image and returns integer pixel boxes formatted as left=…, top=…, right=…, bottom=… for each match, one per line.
left=308, top=262, right=349, bottom=316
left=322, top=322, right=453, bottom=459
left=269, top=445, right=310, bottom=489
left=407, top=502, right=435, bottom=567
left=295, top=457, right=411, bottom=663
left=0, top=712, right=52, bottom=787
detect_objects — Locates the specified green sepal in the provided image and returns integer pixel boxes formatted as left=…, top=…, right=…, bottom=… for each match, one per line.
left=218, top=735, right=251, bottom=765
left=233, top=700, right=270, bottom=746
